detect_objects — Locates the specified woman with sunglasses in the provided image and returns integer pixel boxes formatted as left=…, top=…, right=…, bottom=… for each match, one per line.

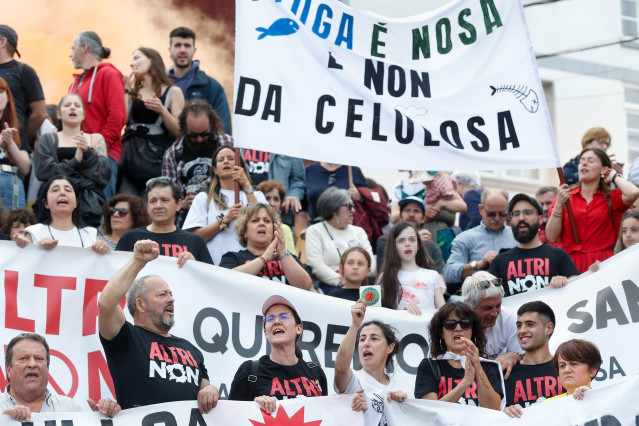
left=305, top=187, right=375, bottom=294
left=33, top=94, right=111, bottom=227
left=98, top=193, right=150, bottom=250
left=228, top=295, right=329, bottom=413
left=547, top=147, right=639, bottom=273
left=15, top=175, right=110, bottom=254
left=415, top=302, right=504, bottom=410
left=183, top=145, right=266, bottom=264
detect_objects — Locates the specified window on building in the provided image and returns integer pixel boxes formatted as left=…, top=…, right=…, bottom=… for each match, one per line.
left=624, top=85, right=639, bottom=164
left=622, top=0, right=639, bottom=37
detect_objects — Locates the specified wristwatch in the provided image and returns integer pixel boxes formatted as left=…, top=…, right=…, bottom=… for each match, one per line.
left=245, top=187, right=255, bottom=194
left=470, top=260, right=478, bottom=271
left=279, top=249, right=291, bottom=259
left=612, top=173, right=622, bottom=186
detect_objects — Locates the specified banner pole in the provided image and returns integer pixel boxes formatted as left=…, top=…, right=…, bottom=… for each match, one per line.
left=234, top=148, right=241, bottom=204
left=556, top=167, right=580, bottom=244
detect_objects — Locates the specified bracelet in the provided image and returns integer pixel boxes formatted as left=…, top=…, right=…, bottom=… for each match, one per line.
left=612, top=173, right=622, bottom=186
left=217, top=214, right=227, bottom=230
left=258, top=255, right=266, bottom=264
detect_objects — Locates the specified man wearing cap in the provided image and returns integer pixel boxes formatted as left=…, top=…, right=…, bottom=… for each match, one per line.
left=0, top=25, right=47, bottom=149
left=444, top=188, right=516, bottom=295
left=489, top=193, right=578, bottom=297
left=376, top=196, right=445, bottom=279
left=98, top=239, right=219, bottom=411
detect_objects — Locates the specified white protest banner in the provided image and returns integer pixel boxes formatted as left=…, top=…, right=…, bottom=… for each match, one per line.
left=0, top=396, right=363, bottom=425
left=502, top=243, right=639, bottom=386
left=234, top=0, right=558, bottom=171
left=386, top=375, right=639, bottom=425
left=0, top=241, right=636, bottom=404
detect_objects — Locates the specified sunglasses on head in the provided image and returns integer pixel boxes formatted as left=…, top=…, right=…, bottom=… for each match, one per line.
left=485, top=211, right=508, bottom=218
left=108, top=207, right=129, bottom=216
left=443, top=318, right=474, bottom=330
left=264, top=312, right=292, bottom=323
left=478, top=278, right=502, bottom=289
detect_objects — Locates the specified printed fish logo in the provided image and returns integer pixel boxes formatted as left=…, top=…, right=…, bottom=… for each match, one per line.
left=256, top=18, right=299, bottom=40
left=490, top=84, right=539, bottom=113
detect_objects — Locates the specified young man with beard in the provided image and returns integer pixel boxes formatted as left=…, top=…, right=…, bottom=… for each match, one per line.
left=162, top=99, right=232, bottom=227
left=504, top=301, right=563, bottom=417
left=489, top=193, right=578, bottom=297
left=167, top=27, right=231, bottom=134
left=98, top=239, right=219, bottom=411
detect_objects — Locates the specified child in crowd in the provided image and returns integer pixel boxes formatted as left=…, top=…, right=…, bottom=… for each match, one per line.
left=2, top=208, right=36, bottom=241
left=590, top=211, right=639, bottom=271
left=330, top=247, right=372, bottom=302
left=378, top=222, right=446, bottom=315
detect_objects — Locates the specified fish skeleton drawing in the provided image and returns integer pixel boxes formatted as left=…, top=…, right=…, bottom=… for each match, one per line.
left=490, top=84, right=539, bottom=113
left=256, top=18, right=300, bottom=40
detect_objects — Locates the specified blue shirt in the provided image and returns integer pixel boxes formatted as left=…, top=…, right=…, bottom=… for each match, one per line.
left=443, top=222, right=517, bottom=284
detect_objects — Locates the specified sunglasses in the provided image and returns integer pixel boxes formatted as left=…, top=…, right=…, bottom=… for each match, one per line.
left=485, top=211, right=508, bottom=218
left=478, top=278, right=502, bottom=289
left=443, top=318, right=474, bottom=331
left=264, top=312, right=292, bottom=323
left=108, top=207, right=129, bottom=216
left=328, top=171, right=336, bottom=186
left=340, top=202, right=355, bottom=210
left=186, top=130, right=212, bottom=140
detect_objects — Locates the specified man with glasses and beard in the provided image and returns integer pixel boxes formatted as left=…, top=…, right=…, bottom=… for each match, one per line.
left=162, top=99, right=232, bottom=227
left=489, top=194, right=578, bottom=297
left=444, top=189, right=516, bottom=291
left=98, top=239, right=219, bottom=411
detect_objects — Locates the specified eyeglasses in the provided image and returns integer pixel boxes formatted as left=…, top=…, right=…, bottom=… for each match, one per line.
left=592, top=138, right=610, bottom=148
left=328, top=171, right=336, bottom=186
left=109, top=207, right=129, bottom=216
left=340, top=202, right=355, bottom=210
left=443, top=318, right=474, bottom=331
left=264, top=312, right=292, bottom=323
left=478, top=278, right=502, bottom=289
left=146, top=176, right=172, bottom=188
left=509, top=209, right=537, bottom=219
left=186, top=130, right=212, bottom=140
left=484, top=211, right=508, bottom=218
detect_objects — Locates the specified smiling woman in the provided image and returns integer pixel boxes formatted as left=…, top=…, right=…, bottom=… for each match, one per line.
left=219, top=203, right=311, bottom=290
left=228, top=295, right=328, bottom=413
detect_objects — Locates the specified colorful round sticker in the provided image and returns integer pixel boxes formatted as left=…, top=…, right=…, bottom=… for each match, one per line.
left=362, top=287, right=380, bottom=306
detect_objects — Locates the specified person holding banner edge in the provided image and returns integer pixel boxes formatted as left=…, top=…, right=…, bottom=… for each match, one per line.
left=98, top=239, right=219, bottom=412
left=335, top=299, right=407, bottom=426
left=547, top=147, right=639, bottom=273
left=546, top=339, right=602, bottom=402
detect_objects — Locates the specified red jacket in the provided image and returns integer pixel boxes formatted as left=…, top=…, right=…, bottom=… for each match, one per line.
left=69, top=63, right=126, bottom=162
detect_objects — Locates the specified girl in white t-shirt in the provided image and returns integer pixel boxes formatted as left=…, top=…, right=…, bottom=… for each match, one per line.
left=378, top=222, right=446, bottom=315
left=335, top=300, right=407, bottom=426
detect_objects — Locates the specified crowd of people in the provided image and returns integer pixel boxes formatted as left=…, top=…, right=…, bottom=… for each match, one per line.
left=1, top=23, right=639, bottom=424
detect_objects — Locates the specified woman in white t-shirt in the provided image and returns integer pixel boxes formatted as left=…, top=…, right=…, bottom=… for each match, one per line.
left=182, top=145, right=265, bottom=264
left=378, top=222, right=446, bottom=315
left=14, top=175, right=108, bottom=253
left=335, top=299, right=407, bottom=426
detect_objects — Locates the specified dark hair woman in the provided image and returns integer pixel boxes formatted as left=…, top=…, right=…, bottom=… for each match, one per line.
left=335, top=299, right=406, bottom=426
left=228, top=295, right=328, bottom=413
left=414, top=302, right=503, bottom=410
left=98, top=193, right=151, bottom=250
left=120, top=47, right=185, bottom=197
left=14, top=175, right=109, bottom=254
left=547, top=147, right=639, bottom=272
left=33, top=94, right=110, bottom=227
left=0, top=76, right=30, bottom=210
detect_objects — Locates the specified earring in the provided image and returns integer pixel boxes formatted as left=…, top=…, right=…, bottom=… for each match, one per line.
left=439, top=338, right=445, bottom=352
left=336, top=217, right=340, bottom=224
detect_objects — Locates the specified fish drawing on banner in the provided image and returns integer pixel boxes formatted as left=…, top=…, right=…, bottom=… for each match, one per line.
left=256, top=18, right=300, bottom=40
left=490, top=84, right=539, bottom=113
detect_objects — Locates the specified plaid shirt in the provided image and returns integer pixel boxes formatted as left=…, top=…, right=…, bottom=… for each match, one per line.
left=162, top=133, right=234, bottom=226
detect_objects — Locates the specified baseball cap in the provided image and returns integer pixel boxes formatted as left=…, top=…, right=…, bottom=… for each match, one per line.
left=398, top=196, right=426, bottom=213
left=508, top=193, right=543, bottom=216
left=262, top=295, right=299, bottom=316
left=0, top=25, right=20, bottom=58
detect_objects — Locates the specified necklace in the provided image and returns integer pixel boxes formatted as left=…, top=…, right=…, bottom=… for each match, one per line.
left=48, top=224, right=84, bottom=247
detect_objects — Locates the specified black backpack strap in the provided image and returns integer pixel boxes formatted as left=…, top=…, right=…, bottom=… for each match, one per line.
left=248, top=359, right=259, bottom=398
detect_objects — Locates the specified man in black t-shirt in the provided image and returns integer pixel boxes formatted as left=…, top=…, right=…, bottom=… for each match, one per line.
left=504, top=301, right=563, bottom=418
left=0, top=25, right=47, bottom=150
left=98, top=239, right=219, bottom=411
left=489, top=193, right=579, bottom=297
left=116, top=179, right=213, bottom=264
